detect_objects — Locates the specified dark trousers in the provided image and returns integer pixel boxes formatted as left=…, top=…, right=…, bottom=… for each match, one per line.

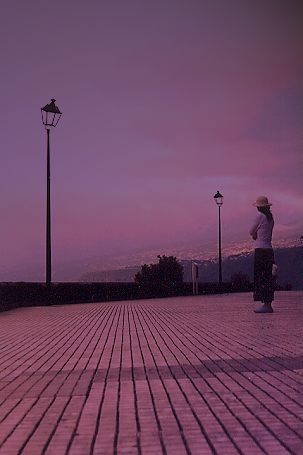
left=253, top=248, right=275, bottom=303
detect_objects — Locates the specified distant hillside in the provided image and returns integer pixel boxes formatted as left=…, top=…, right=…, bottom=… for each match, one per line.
left=80, top=266, right=141, bottom=283
left=182, top=246, right=303, bottom=289
left=80, top=246, right=303, bottom=289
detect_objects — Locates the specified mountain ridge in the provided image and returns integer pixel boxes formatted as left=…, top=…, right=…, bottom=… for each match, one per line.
left=80, top=245, right=303, bottom=290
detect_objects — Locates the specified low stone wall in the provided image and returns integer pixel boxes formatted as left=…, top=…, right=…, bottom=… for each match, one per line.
left=0, top=281, right=253, bottom=312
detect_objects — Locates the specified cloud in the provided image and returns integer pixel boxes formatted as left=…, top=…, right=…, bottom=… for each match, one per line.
left=246, top=83, right=303, bottom=142
left=1, top=0, right=303, bottom=279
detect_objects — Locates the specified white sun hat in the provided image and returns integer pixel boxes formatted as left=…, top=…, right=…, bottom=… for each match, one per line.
left=253, top=196, right=272, bottom=207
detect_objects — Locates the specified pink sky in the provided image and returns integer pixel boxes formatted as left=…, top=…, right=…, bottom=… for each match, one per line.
left=1, top=0, right=302, bottom=280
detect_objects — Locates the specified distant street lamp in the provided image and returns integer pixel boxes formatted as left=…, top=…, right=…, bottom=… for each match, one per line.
left=41, top=99, right=62, bottom=286
left=214, top=191, right=223, bottom=286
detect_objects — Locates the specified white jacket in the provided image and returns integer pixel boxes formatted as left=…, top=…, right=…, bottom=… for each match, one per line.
left=250, top=213, right=274, bottom=248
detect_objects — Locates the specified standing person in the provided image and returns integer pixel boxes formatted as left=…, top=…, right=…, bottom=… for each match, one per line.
left=250, top=196, right=275, bottom=313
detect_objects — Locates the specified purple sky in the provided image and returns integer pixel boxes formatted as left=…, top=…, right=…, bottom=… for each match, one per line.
left=1, top=0, right=303, bottom=281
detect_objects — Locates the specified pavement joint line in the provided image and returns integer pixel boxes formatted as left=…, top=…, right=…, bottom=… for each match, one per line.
left=137, top=303, right=247, bottom=454
left=65, top=305, right=120, bottom=454
left=154, top=302, right=303, bottom=396
left=113, top=305, right=125, bottom=455
left=133, top=304, right=215, bottom=455
left=40, top=305, right=117, bottom=454
left=154, top=306, right=303, bottom=414
left=0, top=309, right=97, bottom=404
left=0, top=305, right=101, bottom=383
left=129, top=305, right=168, bottom=455
left=127, top=306, right=142, bottom=455
left=138, top=301, right=303, bottom=454
left=151, top=302, right=301, bottom=448
left=86, top=306, right=122, bottom=455
left=0, top=291, right=302, bottom=455
left=175, top=309, right=303, bottom=384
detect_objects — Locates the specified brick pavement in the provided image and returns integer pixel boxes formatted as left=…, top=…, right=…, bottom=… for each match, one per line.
left=0, top=291, right=302, bottom=455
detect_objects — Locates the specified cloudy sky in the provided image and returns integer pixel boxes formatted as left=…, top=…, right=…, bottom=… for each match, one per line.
left=1, top=0, right=302, bottom=280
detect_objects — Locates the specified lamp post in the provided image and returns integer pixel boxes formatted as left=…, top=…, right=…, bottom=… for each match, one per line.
left=214, top=191, right=223, bottom=287
left=41, top=99, right=62, bottom=287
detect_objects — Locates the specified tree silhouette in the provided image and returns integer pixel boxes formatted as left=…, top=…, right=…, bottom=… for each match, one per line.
left=135, top=255, right=183, bottom=288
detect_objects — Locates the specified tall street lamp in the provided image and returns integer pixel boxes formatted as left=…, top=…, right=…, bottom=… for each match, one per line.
left=214, top=191, right=223, bottom=287
left=41, top=99, right=62, bottom=287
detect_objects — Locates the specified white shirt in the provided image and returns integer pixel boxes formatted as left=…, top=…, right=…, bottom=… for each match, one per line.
left=250, top=213, right=274, bottom=248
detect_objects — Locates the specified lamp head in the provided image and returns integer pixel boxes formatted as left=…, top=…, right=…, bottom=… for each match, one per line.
left=41, top=99, right=62, bottom=127
left=214, top=190, right=224, bottom=206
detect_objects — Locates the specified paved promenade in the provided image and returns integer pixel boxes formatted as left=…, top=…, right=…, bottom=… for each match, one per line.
left=0, top=291, right=302, bottom=455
